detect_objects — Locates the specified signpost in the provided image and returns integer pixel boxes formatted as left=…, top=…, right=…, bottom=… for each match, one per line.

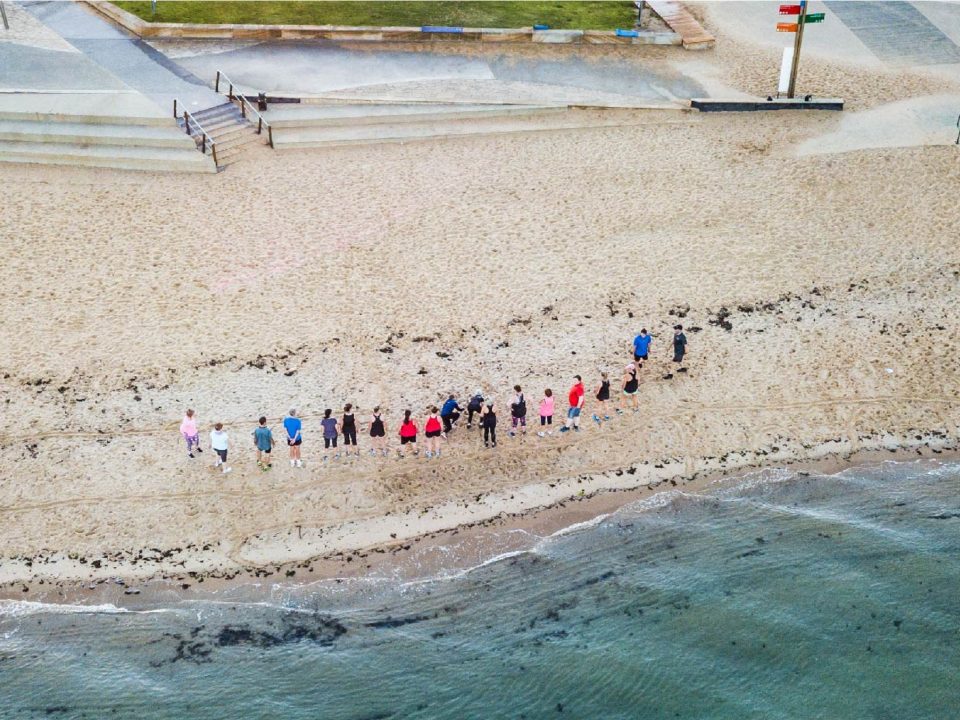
left=775, top=1, right=825, bottom=98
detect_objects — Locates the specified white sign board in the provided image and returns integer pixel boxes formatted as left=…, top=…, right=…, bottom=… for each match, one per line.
left=778, top=46, right=794, bottom=94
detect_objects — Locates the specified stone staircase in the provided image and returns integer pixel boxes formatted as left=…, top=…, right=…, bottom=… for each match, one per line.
left=262, top=102, right=575, bottom=150
left=0, top=95, right=216, bottom=173
left=180, top=102, right=262, bottom=169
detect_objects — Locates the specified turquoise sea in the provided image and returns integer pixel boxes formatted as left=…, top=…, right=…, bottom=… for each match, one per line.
left=1, top=460, right=958, bottom=719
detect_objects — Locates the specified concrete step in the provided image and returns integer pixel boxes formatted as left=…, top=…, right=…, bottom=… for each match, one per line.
left=0, top=93, right=174, bottom=127
left=187, top=115, right=248, bottom=135
left=0, top=140, right=216, bottom=173
left=193, top=103, right=243, bottom=123
left=0, top=119, right=198, bottom=149
left=208, top=124, right=258, bottom=143
left=270, top=112, right=607, bottom=149
left=262, top=103, right=566, bottom=128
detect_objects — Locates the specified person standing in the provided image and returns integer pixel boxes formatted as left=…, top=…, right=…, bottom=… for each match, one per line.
left=440, top=394, right=463, bottom=433
left=398, top=410, right=418, bottom=457
left=673, top=325, right=687, bottom=368
left=592, top=372, right=611, bottom=424
left=481, top=401, right=497, bottom=448
left=210, top=422, right=231, bottom=474
left=252, top=416, right=274, bottom=470
left=369, top=406, right=388, bottom=457
left=321, top=409, right=340, bottom=461
left=180, top=409, right=202, bottom=459
left=632, top=329, right=652, bottom=364
left=537, top=388, right=554, bottom=437
left=424, top=406, right=444, bottom=458
left=342, top=403, right=359, bottom=457
left=559, top=376, right=585, bottom=433
left=509, top=385, right=527, bottom=438
left=283, top=408, right=303, bottom=467
left=618, top=363, right=639, bottom=413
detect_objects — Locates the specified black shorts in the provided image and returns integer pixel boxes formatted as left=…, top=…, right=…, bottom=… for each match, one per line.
left=258, top=447, right=271, bottom=455
left=287, top=438, right=302, bottom=446
left=596, top=394, right=609, bottom=402
left=634, top=353, right=648, bottom=362
left=343, top=429, right=357, bottom=446
left=400, top=436, right=417, bottom=445
left=324, top=437, right=338, bottom=449
left=216, top=448, right=228, bottom=462
left=425, top=430, right=441, bottom=438
left=541, top=415, right=552, bottom=426
left=370, top=429, right=385, bottom=438
left=673, top=352, right=685, bottom=363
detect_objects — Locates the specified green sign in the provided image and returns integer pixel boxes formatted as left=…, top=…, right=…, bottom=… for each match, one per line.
left=803, top=12, right=825, bottom=23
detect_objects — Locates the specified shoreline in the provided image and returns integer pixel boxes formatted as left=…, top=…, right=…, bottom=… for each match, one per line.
left=3, top=434, right=956, bottom=607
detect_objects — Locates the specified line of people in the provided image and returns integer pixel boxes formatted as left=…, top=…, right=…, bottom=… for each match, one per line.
left=176, top=325, right=689, bottom=471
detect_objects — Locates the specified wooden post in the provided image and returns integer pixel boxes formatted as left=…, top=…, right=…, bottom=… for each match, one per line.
left=787, top=0, right=807, bottom=99
left=0, top=2, right=9, bottom=31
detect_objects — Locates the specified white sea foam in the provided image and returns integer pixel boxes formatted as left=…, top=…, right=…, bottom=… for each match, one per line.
left=547, top=513, right=612, bottom=538
left=0, top=600, right=131, bottom=618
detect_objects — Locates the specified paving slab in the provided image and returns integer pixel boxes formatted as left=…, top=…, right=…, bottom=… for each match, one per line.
left=0, top=92, right=171, bottom=124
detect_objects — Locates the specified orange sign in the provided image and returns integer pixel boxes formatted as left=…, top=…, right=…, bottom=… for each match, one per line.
left=776, top=22, right=798, bottom=32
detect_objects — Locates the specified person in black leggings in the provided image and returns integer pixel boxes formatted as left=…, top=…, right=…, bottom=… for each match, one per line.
left=342, top=403, right=359, bottom=457
left=481, top=402, right=497, bottom=448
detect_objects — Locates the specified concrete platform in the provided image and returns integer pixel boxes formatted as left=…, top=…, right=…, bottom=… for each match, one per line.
left=0, top=92, right=172, bottom=125
left=0, top=139, right=216, bottom=173
left=0, top=118, right=198, bottom=148
left=262, top=103, right=566, bottom=128
left=270, top=110, right=664, bottom=149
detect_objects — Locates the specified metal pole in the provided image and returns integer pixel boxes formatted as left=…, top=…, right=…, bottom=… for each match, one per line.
left=0, top=2, right=10, bottom=31
left=787, top=0, right=807, bottom=99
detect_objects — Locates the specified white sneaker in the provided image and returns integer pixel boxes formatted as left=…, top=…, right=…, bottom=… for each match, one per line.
left=537, top=431, right=545, bottom=437
left=296, top=459, right=303, bottom=468
left=290, top=459, right=295, bottom=467
left=222, top=467, right=232, bottom=474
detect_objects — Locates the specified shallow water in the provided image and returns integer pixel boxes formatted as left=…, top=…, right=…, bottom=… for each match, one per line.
left=2, top=461, right=959, bottom=719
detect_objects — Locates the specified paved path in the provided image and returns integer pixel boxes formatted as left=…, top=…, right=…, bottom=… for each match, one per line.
left=20, top=0, right=223, bottom=111
left=825, top=1, right=960, bottom=66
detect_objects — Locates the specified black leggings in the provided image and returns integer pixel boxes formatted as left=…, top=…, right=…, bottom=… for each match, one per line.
left=484, top=426, right=496, bottom=445
left=468, top=407, right=481, bottom=425
left=324, top=437, right=338, bottom=449
left=442, top=411, right=459, bottom=433
left=343, top=429, right=357, bottom=446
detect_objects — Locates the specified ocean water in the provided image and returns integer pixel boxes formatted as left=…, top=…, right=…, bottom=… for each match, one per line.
left=2, top=461, right=959, bottom=719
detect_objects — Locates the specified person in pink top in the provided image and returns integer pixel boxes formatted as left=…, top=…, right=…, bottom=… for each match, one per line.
left=537, top=389, right=555, bottom=437
left=179, top=408, right=203, bottom=459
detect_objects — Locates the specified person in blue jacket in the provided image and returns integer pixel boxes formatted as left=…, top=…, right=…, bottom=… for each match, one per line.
left=440, top=394, right=464, bottom=433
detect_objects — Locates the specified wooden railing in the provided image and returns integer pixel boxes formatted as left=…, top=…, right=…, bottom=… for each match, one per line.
left=214, top=70, right=274, bottom=148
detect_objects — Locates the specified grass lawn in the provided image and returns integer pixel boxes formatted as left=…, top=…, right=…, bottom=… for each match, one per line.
left=113, top=1, right=639, bottom=30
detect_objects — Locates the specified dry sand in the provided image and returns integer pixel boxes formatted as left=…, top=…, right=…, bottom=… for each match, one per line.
left=1, top=11, right=959, bottom=593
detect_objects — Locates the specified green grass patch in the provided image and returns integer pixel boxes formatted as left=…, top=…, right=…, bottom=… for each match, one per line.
left=113, top=1, right=638, bottom=30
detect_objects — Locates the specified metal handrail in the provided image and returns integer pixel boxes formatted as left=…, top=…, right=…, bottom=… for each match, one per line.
left=214, top=70, right=274, bottom=148
left=956, top=113, right=959, bottom=145
left=174, top=97, right=219, bottom=167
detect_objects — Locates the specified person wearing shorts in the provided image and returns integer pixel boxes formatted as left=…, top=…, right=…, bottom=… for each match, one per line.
left=559, top=376, right=585, bottom=433
left=321, top=409, right=340, bottom=461
left=509, top=385, right=527, bottom=438
left=398, top=410, right=418, bottom=457
left=424, top=407, right=443, bottom=458
left=537, top=389, right=554, bottom=437
left=252, top=416, right=274, bottom=470
left=619, top=363, right=640, bottom=413
left=283, top=409, right=303, bottom=467
left=342, top=403, right=359, bottom=457
left=632, top=329, right=652, bottom=364
left=210, top=422, right=231, bottom=475
left=369, top=407, right=388, bottom=457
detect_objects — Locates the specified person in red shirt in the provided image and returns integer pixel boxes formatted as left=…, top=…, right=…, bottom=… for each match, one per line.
left=559, top=375, right=585, bottom=433
left=424, top=406, right=444, bottom=458
left=398, top=410, right=419, bottom=458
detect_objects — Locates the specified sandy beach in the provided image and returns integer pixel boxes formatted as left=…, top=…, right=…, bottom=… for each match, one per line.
left=1, top=4, right=959, bottom=597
